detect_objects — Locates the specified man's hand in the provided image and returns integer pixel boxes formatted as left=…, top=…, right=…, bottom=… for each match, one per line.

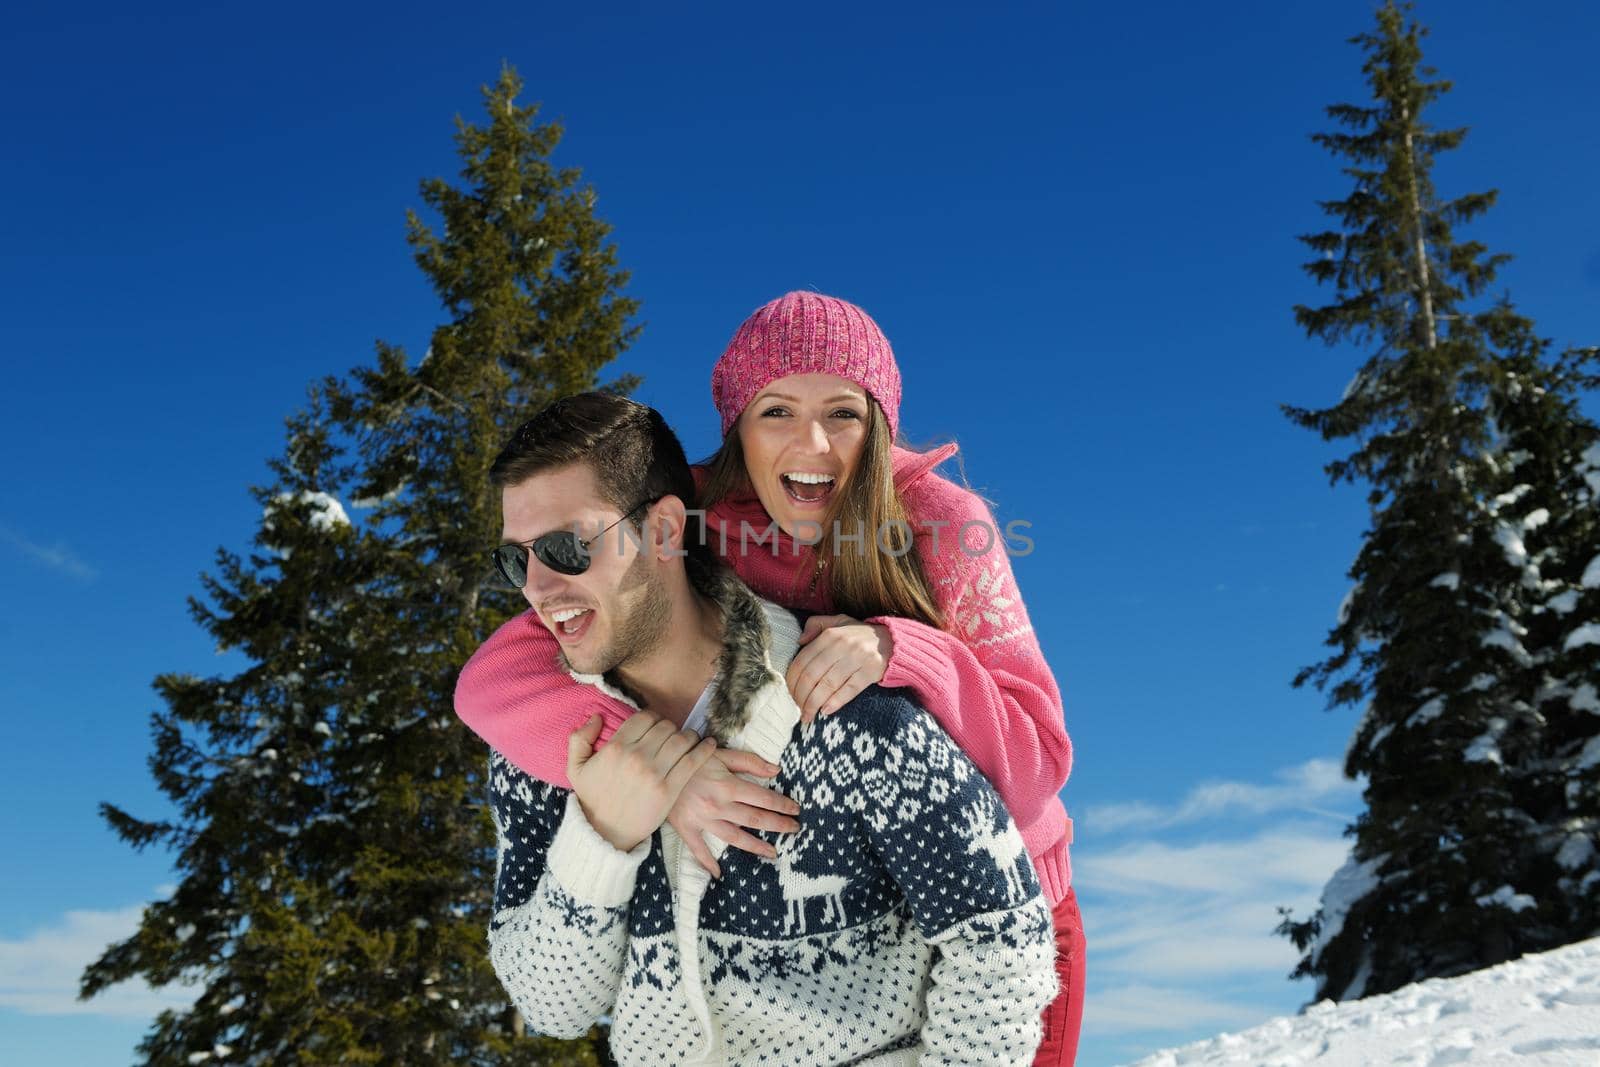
left=786, top=614, right=893, bottom=723
left=667, top=749, right=802, bottom=878
left=566, top=711, right=720, bottom=852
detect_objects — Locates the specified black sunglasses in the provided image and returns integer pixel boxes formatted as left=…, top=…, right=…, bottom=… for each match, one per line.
left=492, top=499, right=655, bottom=587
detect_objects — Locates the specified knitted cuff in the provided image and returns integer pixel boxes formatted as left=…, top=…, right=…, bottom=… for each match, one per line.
left=546, top=793, right=650, bottom=907
left=735, top=684, right=799, bottom=766
left=868, top=614, right=958, bottom=693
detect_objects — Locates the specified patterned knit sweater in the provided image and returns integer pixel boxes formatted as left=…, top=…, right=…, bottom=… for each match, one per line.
left=462, top=442, right=1075, bottom=903
left=486, top=570, right=1059, bottom=1065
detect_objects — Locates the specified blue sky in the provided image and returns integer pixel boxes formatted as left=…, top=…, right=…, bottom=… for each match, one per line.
left=3, top=2, right=1597, bottom=1064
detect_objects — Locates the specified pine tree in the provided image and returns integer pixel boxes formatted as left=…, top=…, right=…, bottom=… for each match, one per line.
left=1275, top=1, right=1600, bottom=1002
left=1474, top=330, right=1600, bottom=950
left=82, top=65, right=638, bottom=1065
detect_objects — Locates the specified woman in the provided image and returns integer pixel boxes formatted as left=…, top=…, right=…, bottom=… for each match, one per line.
left=458, top=291, right=1085, bottom=1064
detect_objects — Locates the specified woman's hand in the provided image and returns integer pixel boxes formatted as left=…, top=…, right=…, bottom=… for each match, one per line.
left=667, top=748, right=802, bottom=878
left=786, top=614, right=893, bottom=724
left=567, top=711, right=720, bottom=852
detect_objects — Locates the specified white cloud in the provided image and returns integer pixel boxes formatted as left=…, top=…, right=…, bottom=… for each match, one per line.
left=1068, top=758, right=1363, bottom=1057
left=1088, top=893, right=1324, bottom=980
left=0, top=521, right=97, bottom=582
left=0, top=904, right=199, bottom=1018
left=1082, top=826, right=1349, bottom=898
left=1077, top=821, right=1347, bottom=981
left=1081, top=758, right=1359, bottom=833
left=1084, top=983, right=1265, bottom=1036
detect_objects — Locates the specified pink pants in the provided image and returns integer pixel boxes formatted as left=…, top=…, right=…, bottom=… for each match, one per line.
left=1032, top=886, right=1086, bottom=1066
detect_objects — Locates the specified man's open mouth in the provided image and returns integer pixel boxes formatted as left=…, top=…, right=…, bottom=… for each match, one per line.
left=549, top=606, right=595, bottom=641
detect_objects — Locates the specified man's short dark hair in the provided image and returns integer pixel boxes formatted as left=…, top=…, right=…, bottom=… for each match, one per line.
left=490, top=392, right=704, bottom=548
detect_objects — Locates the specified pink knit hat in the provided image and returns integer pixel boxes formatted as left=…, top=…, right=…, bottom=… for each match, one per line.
left=711, top=291, right=903, bottom=439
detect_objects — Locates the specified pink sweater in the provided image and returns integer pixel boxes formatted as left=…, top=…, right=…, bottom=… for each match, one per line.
left=454, top=443, right=1075, bottom=902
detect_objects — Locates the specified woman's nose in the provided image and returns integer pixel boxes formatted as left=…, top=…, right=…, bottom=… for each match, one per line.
left=795, top=418, right=830, bottom=454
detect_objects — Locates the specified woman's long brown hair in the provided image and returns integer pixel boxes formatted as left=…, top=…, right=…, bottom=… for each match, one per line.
left=700, top=406, right=944, bottom=629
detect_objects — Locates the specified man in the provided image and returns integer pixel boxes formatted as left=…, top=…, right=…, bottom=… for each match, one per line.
left=481, top=392, right=1057, bottom=1065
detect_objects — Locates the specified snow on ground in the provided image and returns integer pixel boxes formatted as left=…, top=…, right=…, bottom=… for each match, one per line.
left=1126, top=935, right=1600, bottom=1066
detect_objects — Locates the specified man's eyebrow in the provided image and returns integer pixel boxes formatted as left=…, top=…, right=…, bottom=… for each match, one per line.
left=501, top=516, right=586, bottom=543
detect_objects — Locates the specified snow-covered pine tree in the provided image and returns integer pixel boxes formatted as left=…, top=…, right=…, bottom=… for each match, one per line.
left=1473, top=326, right=1600, bottom=952
left=82, top=65, right=637, bottom=1065
left=1275, top=1, right=1600, bottom=1001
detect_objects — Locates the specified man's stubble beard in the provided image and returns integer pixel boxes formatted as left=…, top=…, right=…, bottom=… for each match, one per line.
left=566, top=548, right=672, bottom=678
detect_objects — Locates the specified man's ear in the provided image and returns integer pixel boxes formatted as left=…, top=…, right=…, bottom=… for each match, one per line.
left=649, top=494, right=690, bottom=561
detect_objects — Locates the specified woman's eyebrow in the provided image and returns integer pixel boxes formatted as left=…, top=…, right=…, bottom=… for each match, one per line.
left=755, top=391, right=865, bottom=404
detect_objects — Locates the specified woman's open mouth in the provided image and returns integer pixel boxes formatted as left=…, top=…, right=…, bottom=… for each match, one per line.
left=781, top=471, right=836, bottom=508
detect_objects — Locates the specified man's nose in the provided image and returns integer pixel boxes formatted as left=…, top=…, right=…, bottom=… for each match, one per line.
left=522, top=557, right=567, bottom=607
